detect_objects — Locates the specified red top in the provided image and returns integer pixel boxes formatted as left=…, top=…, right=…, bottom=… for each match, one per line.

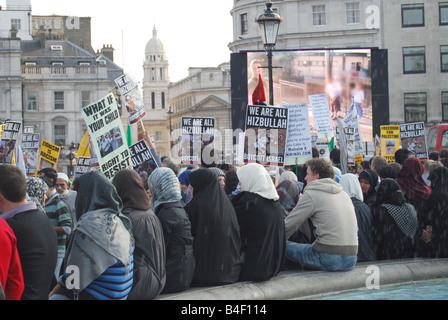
left=0, top=218, right=24, bottom=300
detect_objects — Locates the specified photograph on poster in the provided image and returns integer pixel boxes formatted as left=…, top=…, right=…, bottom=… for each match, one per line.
left=96, top=127, right=124, bottom=157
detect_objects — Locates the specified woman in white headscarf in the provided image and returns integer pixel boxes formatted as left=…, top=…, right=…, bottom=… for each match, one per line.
left=339, top=174, right=376, bottom=262
left=231, top=163, right=285, bottom=282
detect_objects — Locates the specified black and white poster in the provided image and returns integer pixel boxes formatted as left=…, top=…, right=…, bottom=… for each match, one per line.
left=244, top=105, right=288, bottom=167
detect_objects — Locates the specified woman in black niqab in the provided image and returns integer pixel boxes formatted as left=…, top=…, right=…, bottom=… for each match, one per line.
left=185, top=169, right=242, bottom=286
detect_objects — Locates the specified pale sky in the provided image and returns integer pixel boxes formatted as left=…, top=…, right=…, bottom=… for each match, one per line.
left=29, top=0, right=234, bottom=83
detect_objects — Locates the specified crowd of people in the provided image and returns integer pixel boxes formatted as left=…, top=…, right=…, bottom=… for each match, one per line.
left=1, top=139, right=447, bottom=300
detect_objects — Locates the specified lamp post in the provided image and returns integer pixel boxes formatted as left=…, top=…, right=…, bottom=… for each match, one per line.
left=256, top=0, right=283, bottom=106
left=66, top=142, right=77, bottom=179
left=167, top=106, right=173, bottom=149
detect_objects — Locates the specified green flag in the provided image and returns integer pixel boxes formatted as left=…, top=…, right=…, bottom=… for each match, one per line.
left=329, top=136, right=335, bottom=152
left=126, top=123, right=132, bottom=147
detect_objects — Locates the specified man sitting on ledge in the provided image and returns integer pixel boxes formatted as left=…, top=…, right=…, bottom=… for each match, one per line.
left=284, top=158, right=358, bottom=271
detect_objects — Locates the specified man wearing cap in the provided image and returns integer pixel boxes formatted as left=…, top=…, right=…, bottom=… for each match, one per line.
left=55, top=173, right=77, bottom=225
left=43, top=175, right=72, bottom=280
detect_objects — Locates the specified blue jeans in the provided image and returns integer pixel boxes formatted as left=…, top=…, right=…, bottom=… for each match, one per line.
left=286, top=241, right=357, bottom=271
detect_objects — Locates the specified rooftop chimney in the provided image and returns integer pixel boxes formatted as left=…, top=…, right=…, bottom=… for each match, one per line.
left=38, top=25, right=46, bottom=48
left=101, top=44, right=114, bottom=62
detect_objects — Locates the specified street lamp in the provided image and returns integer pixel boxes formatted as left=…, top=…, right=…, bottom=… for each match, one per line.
left=66, top=142, right=77, bottom=179
left=256, top=0, right=283, bottom=106
left=167, top=106, right=173, bottom=149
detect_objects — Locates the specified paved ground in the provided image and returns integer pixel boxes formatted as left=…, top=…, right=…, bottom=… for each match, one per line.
left=156, top=258, right=448, bottom=300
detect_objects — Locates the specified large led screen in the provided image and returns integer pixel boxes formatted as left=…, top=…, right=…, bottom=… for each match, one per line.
left=246, top=49, right=373, bottom=142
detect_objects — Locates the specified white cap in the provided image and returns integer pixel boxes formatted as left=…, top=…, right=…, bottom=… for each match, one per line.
left=57, top=172, right=69, bottom=182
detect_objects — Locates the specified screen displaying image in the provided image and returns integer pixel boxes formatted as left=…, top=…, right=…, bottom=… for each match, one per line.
left=247, top=49, right=373, bottom=141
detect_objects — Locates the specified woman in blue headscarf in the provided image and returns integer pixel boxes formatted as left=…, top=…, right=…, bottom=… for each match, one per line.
left=178, top=169, right=192, bottom=203
left=148, top=167, right=195, bottom=293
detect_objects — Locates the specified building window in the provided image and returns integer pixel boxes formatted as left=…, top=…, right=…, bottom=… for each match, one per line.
left=440, top=2, right=448, bottom=25
left=442, top=92, right=448, bottom=122
left=403, top=46, right=426, bottom=74
left=27, top=92, right=37, bottom=110
left=161, top=92, right=166, bottom=109
left=402, top=3, right=424, bottom=27
left=11, top=19, right=21, bottom=30
left=312, top=5, right=326, bottom=26
left=346, top=2, right=360, bottom=24
left=82, top=91, right=91, bottom=108
left=441, top=46, right=448, bottom=72
left=151, top=92, right=155, bottom=109
left=54, top=91, right=64, bottom=110
left=54, top=19, right=61, bottom=30
left=404, top=92, right=427, bottom=122
left=45, top=19, right=52, bottom=30
left=35, top=19, right=42, bottom=29
left=54, top=125, right=66, bottom=147
left=240, top=13, right=248, bottom=35
left=155, top=131, right=163, bottom=142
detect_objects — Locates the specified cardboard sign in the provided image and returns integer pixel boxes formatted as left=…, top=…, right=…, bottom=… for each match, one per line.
left=82, top=93, right=132, bottom=180
left=36, top=139, right=61, bottom=174
left=244, top=105, right=288, bottom=167
left=180, top=117, right=215, bottom=165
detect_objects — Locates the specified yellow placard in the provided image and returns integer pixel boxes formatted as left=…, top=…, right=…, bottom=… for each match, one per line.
left=380, top=125, right=400, bottom=163
left=35, top=139, right=61, bottom=176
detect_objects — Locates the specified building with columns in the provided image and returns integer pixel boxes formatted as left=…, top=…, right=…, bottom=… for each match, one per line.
left=139, top=26, right=171, bottom=158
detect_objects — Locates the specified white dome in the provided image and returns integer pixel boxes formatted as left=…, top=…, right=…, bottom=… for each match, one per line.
left=145, top=26, right=166, bottom=55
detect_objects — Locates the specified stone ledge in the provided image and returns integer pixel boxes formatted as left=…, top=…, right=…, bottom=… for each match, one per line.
left=156, top=258, right=448, bottom=300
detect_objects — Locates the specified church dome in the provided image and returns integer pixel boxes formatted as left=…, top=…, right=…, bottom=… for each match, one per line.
left=145, top=26, right=166, bottom=57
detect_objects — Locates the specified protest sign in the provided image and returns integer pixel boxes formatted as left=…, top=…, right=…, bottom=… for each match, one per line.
left=0, top=121, right=21, bottom=164
left=283, top=103, right=312, bottom=163
left=114, top=74, right=146, bottom=124
left=343, top=99, right=364, bottom=161
left=35, top=139, right=61, bottom=174
left=74, top=156, right=91, bottom=180
left=399, top=121, right=428, bottom=160
left=22, top=132, right=40, bottom=176
left=380, top=125, right=400, bottom=162
left=308, top=94, right=333, bottom=135
left=244, top=105, right=288, bottom=167
left=181, top=117, right=215, bottom=165
left=81, top=93, right=132, bottom=180
left=129, top=139, right=159, bottom=176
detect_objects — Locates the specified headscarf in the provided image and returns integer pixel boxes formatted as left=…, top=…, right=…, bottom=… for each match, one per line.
left=26, top=177, right=49, bottom=213
left=68, top=170, right=133, bottom=293
left=74, top=170, right=124, bottom=222
left=358, top=169, right=378, bottom=198
left=396, top=157, right=430, bottom=202
left=428, top=166, right=448, bottom=202
left=375, top=178, right=417, bottom=238
left=147, top=167, right=182, bottom=213
left=237, top=163, right=279, bottom=201
left=112, top=169, right=151, bottom=211
left=178, top=169, right=191, bottom=187
left=185, top=168, right=242, bottom=285
left=278, top=171, right=298, bottom=184
left=208, top=167, right=225, bottom=178
left=340, top=173, right=363, bottom=201
left=276, top=180, right=301, bottom=214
